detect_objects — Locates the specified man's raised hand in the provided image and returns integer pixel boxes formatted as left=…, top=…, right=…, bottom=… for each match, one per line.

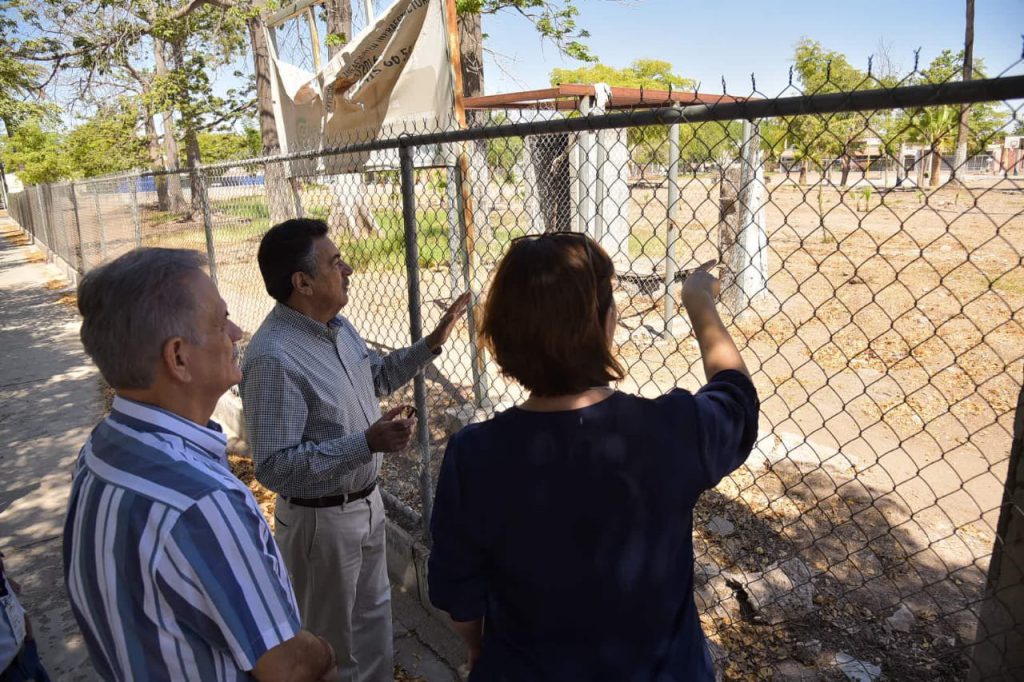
left=425, top=292, right=471, bottom=352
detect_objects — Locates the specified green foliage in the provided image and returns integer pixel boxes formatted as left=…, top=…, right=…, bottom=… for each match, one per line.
left=0, top=120, right=70, bottom=183
left=679, top=121, right=743, bottom=166
left=901, top=50, right=1007, bottom=154
left=0, top=0, right=53, bottom=136
left=65, top=105, right=148, bottom=178
left=786, top=39, right=875, bottom=176
left=550, top=59, right=696, bottom=167
left=243, top=126, right=263, bottom=156
left=458, top=0, right=596, bottom=62
left=551, top=58, right=692, bottom=91
left=183, top=131, right=261, bottom=164
left=484, top=113, right=524, bottom=180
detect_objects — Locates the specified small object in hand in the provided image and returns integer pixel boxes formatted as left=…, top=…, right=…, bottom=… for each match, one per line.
left=402, top=405, right=417, bottom=419
left=675, top=258, right=719, bottom=282
left=429, top=297, right=452, bottom=309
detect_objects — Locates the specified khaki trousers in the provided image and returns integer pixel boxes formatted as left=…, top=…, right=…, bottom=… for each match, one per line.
left=274, top=488, right=393, bottom=682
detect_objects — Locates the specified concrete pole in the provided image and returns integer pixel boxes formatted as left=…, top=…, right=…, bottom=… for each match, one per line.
left=663, top=120, right=681, bottom=327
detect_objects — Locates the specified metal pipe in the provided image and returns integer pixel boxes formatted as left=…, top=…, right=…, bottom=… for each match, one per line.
left=132, top=74, right=1024, bottom=177
left=399, top=143, right=434, bottom=534
left=92, top=188, right=107, bottom=262
left=129, top=173, right=143, bottom=248
left=451, top=161, right=488, bottom=407
left=68, top=183, right=86, bottom=273
left=663, top=120, right=681, bottom=326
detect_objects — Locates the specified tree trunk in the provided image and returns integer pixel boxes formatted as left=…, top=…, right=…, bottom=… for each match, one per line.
left=171, top=41, right=206, bottom=218
left=325, top=0, right=352, bottom=60
left=248, top=17, right=298, bottom=225
left=953, top=0, right=975, bottom=183
left=458, top=12, right=484, bottom=101
left=527, top=135, right=572, bottom=232
left=154, top=39, right=188, bottom=216
left=144, top=108, right=171, bottom=211
left=930, top=147, right=943, bottom=187
left=839, top=153, right=852, bottom=187
left=798, top=159, right=808, bottom=186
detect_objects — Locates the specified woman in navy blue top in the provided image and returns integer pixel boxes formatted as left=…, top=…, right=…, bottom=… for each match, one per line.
left=428, top=233, right=759, bottom=680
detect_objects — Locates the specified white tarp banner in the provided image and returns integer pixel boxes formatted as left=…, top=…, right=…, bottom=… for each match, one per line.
left=266, top=48, right=323, bottom=176
left=267, top=0, right=455, bottom=175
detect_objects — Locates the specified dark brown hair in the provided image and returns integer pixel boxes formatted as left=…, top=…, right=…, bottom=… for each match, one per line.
left=258, top=218, right=329, bottom=302
left=480, top=233, right=624, bottom=396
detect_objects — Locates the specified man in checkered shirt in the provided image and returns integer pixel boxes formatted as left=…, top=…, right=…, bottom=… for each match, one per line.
left=240, top=218, right=468, bottom=682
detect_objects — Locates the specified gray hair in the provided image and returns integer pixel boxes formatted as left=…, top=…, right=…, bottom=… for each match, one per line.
left=78, top=248, right=208, bottom=389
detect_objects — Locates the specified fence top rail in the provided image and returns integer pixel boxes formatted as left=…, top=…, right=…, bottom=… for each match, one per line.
left=196, top=74, right=1024, bottom=175
left=12, top=73, right=1024, bottom=189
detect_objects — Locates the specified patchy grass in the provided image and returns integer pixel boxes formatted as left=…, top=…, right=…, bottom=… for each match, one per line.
left=992, top=270, right=1024, bottom=296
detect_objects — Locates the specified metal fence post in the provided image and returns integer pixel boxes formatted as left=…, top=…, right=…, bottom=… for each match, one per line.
left=968, top=372, right=1024, bottom=680
left=68, top=183, right=86, bottom=273
left=663, top=120, right=681, bottom=328
left=92, top=186, right=107, bottom=262
left=445, top=164, right=462, bottom=296
left=33, top=186, right=47, bottom=252
left=399, top=143, right=434, bottom=534
left=129, top=172, right=143, bottom=248
left=196, top=169, right=219, bottom=285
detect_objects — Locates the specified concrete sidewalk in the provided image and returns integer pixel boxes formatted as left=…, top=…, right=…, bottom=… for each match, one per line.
left=0, top=214, right=464, bottom=681
left=0, top=215, right=99, bottom=679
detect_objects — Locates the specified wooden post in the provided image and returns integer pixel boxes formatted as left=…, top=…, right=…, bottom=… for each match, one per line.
left=444, top=0, right=489, bottom=407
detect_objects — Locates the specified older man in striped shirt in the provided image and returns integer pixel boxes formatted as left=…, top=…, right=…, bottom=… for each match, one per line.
left=64, top=248, right=336, bottom=681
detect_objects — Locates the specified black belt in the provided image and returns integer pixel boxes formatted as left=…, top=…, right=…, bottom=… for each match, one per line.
left=286, top=482, right=377, bottom=509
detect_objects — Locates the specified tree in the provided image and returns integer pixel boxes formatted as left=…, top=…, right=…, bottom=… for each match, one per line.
left=483, top=113, right=523, bottom=180
left=183, top=130, right=261, bottom=163
left=65, top=104, right=149, bottom=177
left=897, top=49, right=1007, bottom=186
left=0, top=0, right=58, bottom=136
left=0, top=120, right=70, bottom=184
left=457, top=0, right=599, bottom=99
left=550, top=59, right=695, bottom=168
left=790, top=39, right=875, bottom=187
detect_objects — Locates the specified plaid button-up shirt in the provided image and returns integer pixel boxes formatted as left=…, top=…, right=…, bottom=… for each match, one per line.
left=240, top=303, right=436, bottom=499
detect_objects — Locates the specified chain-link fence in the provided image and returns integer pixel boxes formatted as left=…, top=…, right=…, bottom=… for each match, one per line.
left=6, top=67, right=1024, bottom=679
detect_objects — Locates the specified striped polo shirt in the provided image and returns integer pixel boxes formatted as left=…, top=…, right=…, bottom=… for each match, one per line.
left=63, top=396, right=301, bottom=681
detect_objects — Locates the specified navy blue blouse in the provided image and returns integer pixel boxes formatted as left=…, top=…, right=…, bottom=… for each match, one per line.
left=428, top=370, right=760, bottom=681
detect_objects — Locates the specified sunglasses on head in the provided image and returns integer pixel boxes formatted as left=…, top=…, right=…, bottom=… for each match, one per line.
left=510, top=231, right=600, bottom=278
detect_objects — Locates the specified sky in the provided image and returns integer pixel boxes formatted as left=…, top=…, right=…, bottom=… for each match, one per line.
left=476, top=0, right=1024, bottom=97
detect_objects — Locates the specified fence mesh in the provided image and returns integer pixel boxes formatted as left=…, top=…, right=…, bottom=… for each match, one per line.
left=5, top=67, right=1024, bottom=679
